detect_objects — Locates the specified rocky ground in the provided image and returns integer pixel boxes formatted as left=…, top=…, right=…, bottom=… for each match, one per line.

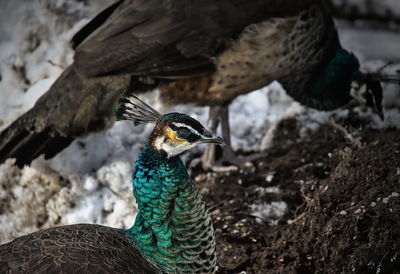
left=196, top=116, right=400, bottom=273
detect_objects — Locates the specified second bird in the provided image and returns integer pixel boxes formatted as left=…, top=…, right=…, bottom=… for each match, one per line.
left=0, top=0, right=383, bottom=168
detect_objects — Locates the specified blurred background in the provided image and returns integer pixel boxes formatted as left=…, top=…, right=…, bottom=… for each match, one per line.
left=0, top=0, right=399, bottom=272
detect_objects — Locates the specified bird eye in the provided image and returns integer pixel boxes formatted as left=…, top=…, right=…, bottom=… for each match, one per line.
left=176, top=127, right=191, bottom=139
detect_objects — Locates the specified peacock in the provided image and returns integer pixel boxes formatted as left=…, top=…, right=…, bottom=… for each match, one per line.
left=0, top=0, right=386, bottom=169
left=0, top=95, right=223, bottom=273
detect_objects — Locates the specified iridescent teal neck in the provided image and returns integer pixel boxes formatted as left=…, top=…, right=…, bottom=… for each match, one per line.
left=125, top=142, right=216, bottom=273
left=302, top=48, right=361, bottom=110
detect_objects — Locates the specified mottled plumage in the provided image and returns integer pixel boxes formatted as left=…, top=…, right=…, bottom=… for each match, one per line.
left=0, top=95, right=222, bottom=273
left=0, top=225, right=160, bottom=273
left=160, top=5, right=341, bottom=107
left=0, top=0, right=383, bottom=167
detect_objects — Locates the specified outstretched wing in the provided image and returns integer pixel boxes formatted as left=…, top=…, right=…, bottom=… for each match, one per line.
left=72, top=0, right=320, bottom=78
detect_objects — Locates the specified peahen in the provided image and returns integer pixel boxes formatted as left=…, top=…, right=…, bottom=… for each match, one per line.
left=0, top=0, right=386, bottom=169
left=0, top=95, right=223, bottom=273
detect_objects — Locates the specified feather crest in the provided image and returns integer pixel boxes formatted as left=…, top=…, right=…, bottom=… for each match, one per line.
left=115, top=92, right=162, bottom=126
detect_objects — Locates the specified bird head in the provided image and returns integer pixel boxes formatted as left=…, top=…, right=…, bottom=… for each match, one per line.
left=152, top=113, right=224, bottom=157
left=351, top=73, right=384, bottom=120
left=309, top=49, right=388, bottom=120
left=115, top=93, right=224, bottom=157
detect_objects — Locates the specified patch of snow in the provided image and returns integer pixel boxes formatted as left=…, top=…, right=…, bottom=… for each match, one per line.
left=339, top=23, right=400, bottom=62
left=0, top=160, right=70, bottom=243
left=230, top=88, right=270, bottom=151
left=265, top=172, right=275, bottom=183
left=260, top=83, right=304, bottom=150
left=255, top=186, right=280, bottom=194
left=0, top=3, right=69, bottom=128
left=22, top=78, right=56, bottom=110
left=54, top=159, right=137, bottom=229
left=249, top=201, right=287, bottom=225
left=332, top=0, right=400, bottom=18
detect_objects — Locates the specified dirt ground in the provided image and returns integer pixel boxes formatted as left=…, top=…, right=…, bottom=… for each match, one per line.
left=194, top=117, right=400, bottom=273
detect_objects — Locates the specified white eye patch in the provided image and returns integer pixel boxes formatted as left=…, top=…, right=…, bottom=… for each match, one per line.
left=170, top=123, right=202, bottom=136
left=154, top=135, right=196, bottom=158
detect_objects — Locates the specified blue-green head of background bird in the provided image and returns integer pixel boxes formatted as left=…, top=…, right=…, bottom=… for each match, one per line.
left=115, top=93, right=224, bottom=157
left=306, top=48, right=384, bottom=119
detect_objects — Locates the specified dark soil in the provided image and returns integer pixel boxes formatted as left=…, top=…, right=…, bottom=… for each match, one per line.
left=194, top=118, right=400, bottom=274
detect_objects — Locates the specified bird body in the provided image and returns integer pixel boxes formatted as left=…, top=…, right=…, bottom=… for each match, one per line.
left=127, top=142, right=216, bottom=273
left=160, top=5, right=342, bottom=107
left=0, top=0, right=382, bottom=167
left=0, top=95, right=222, bottom=273
left=0, top=224, right=160, bottom=273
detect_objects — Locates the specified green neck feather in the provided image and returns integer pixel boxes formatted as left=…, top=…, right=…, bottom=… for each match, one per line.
left=301, top=48, right=361, bottom=110
left=126, top=142, right=216, bottom=273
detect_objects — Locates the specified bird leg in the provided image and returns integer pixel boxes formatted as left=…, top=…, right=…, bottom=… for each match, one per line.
left=201, top=106, right=221, bottom=170
left=201, top=105, right=268, bottom=173
left=219, top=105, right=235, bottom=160
left=201, top=105, right=240, bottom=172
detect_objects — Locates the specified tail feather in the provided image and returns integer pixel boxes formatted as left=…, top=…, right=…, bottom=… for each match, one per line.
left=0, top=120, right=72, bottom=167
left=0, top=69, right=153, bottom=167
left=115, top=91, right=162, bottom=126
left=71, top=0, right=124, bottom=49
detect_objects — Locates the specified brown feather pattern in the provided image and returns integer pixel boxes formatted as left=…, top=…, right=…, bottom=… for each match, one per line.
left=0, top=224, right=161, bottom=273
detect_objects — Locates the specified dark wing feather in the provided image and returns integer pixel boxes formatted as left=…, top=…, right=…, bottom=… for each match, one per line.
left=0, top=64, right=132, bottom=167
left=71, top=0, right=124, bottom=49
left=0, top=126, right=72, bottom=168
left=73, top=0, right=320, bottom=78
left=0, top=224, right=161, bottom=273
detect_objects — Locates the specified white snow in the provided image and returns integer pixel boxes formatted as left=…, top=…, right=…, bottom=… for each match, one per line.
left=260, top=84, right=304, bottom=150
left=249, top=201, right=288, bottom=225
left=332, top=0, right=400, bottom=18
left=0, top=0, right=400, bottom=244
left=255, top=186, right=280, bottom=194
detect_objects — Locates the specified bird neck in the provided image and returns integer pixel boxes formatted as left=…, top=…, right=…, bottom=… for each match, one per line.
left=126, top=142, right=216, bottom=273
left=300, top=48, right=361, bottom=110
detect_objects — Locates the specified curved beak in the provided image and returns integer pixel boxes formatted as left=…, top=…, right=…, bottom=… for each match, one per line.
left=197, top=129, right=225, bottom=146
